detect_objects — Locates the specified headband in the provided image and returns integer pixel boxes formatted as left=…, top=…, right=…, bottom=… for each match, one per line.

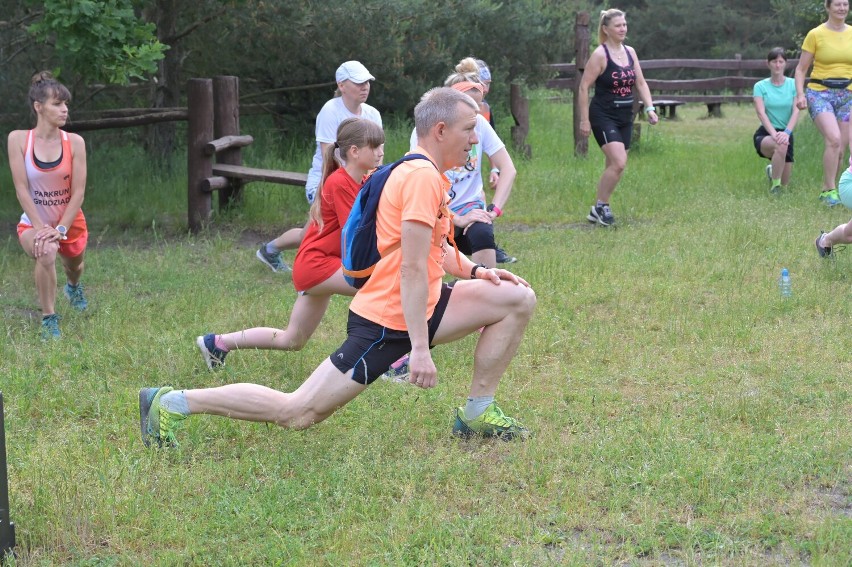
left=450, top=81, right=484, bottom=94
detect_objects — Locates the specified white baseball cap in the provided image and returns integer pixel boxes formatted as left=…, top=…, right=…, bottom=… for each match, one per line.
left=335, top=61, right=375, bottom=84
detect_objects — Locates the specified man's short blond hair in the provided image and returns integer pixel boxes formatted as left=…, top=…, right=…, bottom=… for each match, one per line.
left=414, top=87, right=478, bottom=139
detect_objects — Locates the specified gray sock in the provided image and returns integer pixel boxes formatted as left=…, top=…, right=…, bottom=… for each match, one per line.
left=160, top=390, right=191, bottom=416
left=265, top=242, right=280, bottom=255
left=464, top=396, right=494, bottom=420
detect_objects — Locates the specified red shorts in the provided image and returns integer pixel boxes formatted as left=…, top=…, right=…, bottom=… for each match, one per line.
left=17, top=222, right=89, bottom=258
left=292, top=251, right=340, bottom=292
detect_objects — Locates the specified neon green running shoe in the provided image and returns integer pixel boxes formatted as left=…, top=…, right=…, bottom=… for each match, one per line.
left=819, top=189, right=841, bottom=207
left=452, top=402, right=530, bottom=440
left=139, top=387, right=186, bottom=448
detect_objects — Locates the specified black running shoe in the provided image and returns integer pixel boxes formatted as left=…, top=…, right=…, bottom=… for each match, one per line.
left=587, top=204, right=615, bottom=226
left=495, top=246, right=517, bottom=264
left=815, top=232, right=833, bottom=258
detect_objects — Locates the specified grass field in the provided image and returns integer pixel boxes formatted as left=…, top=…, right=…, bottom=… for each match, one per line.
left=0, top=95, right=850, bottom=566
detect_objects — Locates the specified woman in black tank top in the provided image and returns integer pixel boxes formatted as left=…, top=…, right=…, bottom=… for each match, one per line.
left=576, top=9, right=658, bottom=227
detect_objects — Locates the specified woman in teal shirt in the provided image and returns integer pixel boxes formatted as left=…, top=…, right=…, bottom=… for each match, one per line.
left=753, top=47, right=800, bottom=194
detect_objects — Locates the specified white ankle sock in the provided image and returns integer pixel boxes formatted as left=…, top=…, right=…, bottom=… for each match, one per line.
left=464, top=396, right=494, bottom=420
left=160, top=390, right=190, bottom=416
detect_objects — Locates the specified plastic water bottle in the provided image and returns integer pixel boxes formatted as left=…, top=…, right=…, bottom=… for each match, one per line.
left=779, top=268, right=792, bottom=298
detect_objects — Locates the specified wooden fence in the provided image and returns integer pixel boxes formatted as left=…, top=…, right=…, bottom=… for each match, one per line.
left=55, top=76, right=530, bottom=232
left=56, top=75, right=308, bottom=233
left=187, top=76, right=307, bottom=233
left=551, top=12, right=799, bottom=156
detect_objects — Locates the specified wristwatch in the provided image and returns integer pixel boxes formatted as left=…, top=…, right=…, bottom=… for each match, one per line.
left=486, top=203, right=503, bottom=217
left=56, top=225, right=68, bottom=240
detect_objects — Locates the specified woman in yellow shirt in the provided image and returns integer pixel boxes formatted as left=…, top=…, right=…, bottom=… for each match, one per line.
left=794, top=0, right=852, bottom=206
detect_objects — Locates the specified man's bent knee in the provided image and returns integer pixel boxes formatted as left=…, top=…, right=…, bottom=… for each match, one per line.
left=518, top=286, right=537, bottom=315
left=494, top=282, right=537, bottom=315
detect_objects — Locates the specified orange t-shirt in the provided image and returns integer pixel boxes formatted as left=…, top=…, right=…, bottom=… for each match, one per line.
left=349, top=148, right=451, bottom=330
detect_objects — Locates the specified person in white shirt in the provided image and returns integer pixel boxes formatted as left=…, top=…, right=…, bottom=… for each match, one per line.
left=256, top=61, right=382, bottom=272
left=408, top=59, right=516, bottom=268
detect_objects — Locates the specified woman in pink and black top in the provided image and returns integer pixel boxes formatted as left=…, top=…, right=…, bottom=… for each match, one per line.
left=577, top=8, right=658, bottom=227
left=8, top=71, right=89, bottom=339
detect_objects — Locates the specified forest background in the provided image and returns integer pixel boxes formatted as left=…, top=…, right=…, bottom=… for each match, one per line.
left=0, top=0, right=837, bottom=168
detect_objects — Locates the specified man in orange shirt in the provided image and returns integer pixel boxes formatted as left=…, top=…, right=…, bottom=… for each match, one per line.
left=139, top=88, right=537, bottom=446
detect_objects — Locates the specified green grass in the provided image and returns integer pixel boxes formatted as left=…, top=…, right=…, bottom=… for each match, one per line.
left=1, top=96, right=850, bottom=565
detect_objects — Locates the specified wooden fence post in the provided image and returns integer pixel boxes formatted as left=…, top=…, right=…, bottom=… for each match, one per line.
left=187, top=78, right=214, bottom=233
left=724, top=54, right=744, bottom=116
left=0, top=392, right=15, bottom=558
left=213, top=76, right=244, bottom=210
left=573, top=11, right=590, bottom=157
left=510, top=83, right=532, bottom=158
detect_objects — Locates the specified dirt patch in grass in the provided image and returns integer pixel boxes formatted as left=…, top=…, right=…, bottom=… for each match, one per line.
left=811, top=476, right=852, bottom=518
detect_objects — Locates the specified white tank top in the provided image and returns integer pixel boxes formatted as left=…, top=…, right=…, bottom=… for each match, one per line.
left=19, top=129, right=74, bottom=227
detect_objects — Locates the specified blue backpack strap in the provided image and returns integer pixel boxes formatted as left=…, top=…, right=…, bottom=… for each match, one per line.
left=341, top=154, right=438, bottom=287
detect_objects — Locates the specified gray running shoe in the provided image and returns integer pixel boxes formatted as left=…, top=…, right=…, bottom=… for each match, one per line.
left=815, top=232, right=832, bottom=258
left=256, top=244, right=290, bottom=273
left=64, top=283, right=88, bottom=311
left=41, top=313, right=60, bottom=340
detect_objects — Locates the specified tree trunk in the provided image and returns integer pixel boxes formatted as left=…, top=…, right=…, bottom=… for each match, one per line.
left=147, top=0, right=181, bottom=166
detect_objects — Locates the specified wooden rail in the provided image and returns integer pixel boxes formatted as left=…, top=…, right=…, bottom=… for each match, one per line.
left=558, top=14, right=796, bottom=155
left=548, top=58, right=800, bottom=76
left=65, top=110, right=189, bottom=132
left=548, top=75, right=778, bottom=92
left=204, top=135, right=254, bottom=155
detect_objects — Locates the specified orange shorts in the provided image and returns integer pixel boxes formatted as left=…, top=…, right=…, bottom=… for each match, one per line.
left=17, top=222, right=88, bottom=258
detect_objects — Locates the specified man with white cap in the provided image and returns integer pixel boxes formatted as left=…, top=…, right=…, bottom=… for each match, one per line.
left=256, top=61, right=383, bottom=273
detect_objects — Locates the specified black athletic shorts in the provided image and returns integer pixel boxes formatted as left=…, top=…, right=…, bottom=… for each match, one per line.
left=330, top=282, right=454, bottom=385
left=753, top=125, right=794, bottom=163
left=589, top=101, right=633, bottom=150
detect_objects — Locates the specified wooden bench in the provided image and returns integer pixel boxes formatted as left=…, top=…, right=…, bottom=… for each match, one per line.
left=635, top=99, right=685, bottom=123
left=673, top=94, right=753, bottom=117
left=637, top=94, right=753, bottom=119
left=648, top=99, right=685, bottom=119
left=203, top=163, right=307, bottom=192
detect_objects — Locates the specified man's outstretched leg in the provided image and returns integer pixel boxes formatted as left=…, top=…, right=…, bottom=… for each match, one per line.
left=139, top=358, right=366, bottom=447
